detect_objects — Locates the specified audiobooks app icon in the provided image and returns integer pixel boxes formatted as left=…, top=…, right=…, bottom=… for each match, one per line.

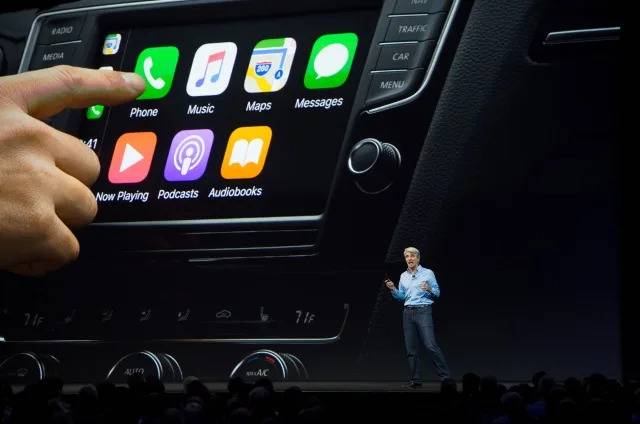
left=221, top=126, right=272, bottom=179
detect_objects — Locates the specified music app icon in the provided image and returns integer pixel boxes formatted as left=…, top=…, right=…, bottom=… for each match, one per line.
left=186, top=43, right=237, bottom=96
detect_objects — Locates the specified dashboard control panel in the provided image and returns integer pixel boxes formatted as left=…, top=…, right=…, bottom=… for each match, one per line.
left=1, top=0, right=466, bottom=385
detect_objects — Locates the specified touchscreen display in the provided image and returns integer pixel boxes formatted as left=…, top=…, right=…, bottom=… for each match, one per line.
left=78, top=10, right=378, bottom=223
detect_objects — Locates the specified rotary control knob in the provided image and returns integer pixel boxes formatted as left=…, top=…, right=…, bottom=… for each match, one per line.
left=230, top=350, right=308, bottom=382
left=347, top=138, right=401, bottom=193
left=0, top=352, right=60, bottom=384
left=106, top=351, right=183, bottom=383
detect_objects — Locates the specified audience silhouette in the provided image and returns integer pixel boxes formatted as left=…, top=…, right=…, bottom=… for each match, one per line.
left=0, top=370, right=638, bottom=423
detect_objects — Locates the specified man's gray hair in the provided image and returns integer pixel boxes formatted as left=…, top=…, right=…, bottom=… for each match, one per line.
left=404, top=247, right=420, bottom=258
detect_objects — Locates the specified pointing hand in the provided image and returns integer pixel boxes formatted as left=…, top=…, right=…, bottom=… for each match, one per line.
left=0, top=65, right=144, bottom=275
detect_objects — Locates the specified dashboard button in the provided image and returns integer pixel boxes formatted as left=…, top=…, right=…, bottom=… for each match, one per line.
left=106, top=351, right=163, bottom=383
left=29, top=43, right=79, bottom=70
left=393, top=0, right=452, bottom=14
left=376, top=41, right=435, bottom=70
left=366, top=69, right=423, bottom=106
left=230, top=350, right=289, bottom=381
left=385, top=14, right=446, bottom=42
left=348, top=138, right=401, bottom=194
left=40, top=354, right=61, bottom=379
left=348, top=139, right=380, bottom=173
left=37, top=15, right=86, bottom=44
left=157, top=353, right=184, bottom=382
left=281, top=353, right=309, bottom=380
left=0, top=352, right=45, bottom=384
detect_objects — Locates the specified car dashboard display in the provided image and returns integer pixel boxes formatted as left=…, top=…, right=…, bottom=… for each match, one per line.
left=80, top=13, right=374, bottom=223
left=1, top=0, right=469, bottom=384
left=15, top=0, right=458, bottom=258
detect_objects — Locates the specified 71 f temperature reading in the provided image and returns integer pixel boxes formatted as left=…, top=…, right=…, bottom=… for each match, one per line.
left=295, top=310, right=315, bottom=325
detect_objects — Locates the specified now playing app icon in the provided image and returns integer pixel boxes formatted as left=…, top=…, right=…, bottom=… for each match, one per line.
left=164, top=129, right=214, bottom=181
left=108, top=132, right=157, bottom=184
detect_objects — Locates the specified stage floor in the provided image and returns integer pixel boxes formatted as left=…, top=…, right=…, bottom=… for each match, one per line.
left=207, top=381, right=522, bottom=392
left=207, top=381, right=456, bottom=393
left=48, top=380, right=525, bottom=394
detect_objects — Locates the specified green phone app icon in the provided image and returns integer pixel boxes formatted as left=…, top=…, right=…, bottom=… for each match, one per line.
left=304, top=33, right=358, bottom=89
left=86, top=104, right=104, bottom=120
left=134, top=46, right=180, bottom=99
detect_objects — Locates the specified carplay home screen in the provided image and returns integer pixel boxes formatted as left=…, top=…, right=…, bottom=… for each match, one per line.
left=81, top=10, right=378, bottom=223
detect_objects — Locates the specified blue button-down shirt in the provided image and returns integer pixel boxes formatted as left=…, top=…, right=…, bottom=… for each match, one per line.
left=392, top=265, right=440, bottom=306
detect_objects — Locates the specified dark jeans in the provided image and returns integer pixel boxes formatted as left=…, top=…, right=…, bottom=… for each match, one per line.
left=403, top=305, right=450, bottom=381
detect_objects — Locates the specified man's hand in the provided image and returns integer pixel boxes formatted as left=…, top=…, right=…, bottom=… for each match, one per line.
left=420, top=281, right=431, bottom=292
left=385, top=278, right=396, bottom=290
left=0, top=65, right=144, bottom=276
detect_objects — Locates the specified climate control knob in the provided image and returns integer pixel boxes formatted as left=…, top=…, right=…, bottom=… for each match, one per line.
left=347, top=138, right=401, bottom=193
left=230, top=350, right=308, bottom=382
left=0, top=352, right=60, bottom=384
left=106, top=351, right=183, bottom=383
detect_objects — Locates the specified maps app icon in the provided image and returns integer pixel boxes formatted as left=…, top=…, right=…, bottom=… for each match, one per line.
left=244, top=38, right=296, bottom=93
left=102, top=33, right=121, bottom=55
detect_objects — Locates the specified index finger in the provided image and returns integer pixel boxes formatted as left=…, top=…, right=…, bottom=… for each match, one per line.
left=1, top=65, right=145, bottom=119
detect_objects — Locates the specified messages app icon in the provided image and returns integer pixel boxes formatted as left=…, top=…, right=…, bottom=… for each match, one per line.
left=244, top=38, right=297, bottom=93
left=304, top=33, right=358, bottom=89
left=134, top=46, right=180, bottom=99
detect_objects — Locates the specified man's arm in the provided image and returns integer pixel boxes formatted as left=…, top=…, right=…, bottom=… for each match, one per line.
left=0, top=65, right=144, bottom=276
left=390, top=277, right=406, bottom=302
left=422, top=270, right=440, bottom=299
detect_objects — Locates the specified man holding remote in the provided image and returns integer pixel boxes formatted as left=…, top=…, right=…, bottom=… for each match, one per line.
left=385, top=247, right=450, bottom=387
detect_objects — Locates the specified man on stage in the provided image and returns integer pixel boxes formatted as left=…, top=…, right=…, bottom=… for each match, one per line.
left=385, top=247, right=450, bottom=387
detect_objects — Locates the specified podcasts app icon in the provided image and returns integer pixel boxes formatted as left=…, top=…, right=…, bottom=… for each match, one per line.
left=164, top=129, right=214, bottom=181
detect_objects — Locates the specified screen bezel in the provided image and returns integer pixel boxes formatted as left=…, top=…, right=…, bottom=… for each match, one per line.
left=18, top=0, right=386, bottom=230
